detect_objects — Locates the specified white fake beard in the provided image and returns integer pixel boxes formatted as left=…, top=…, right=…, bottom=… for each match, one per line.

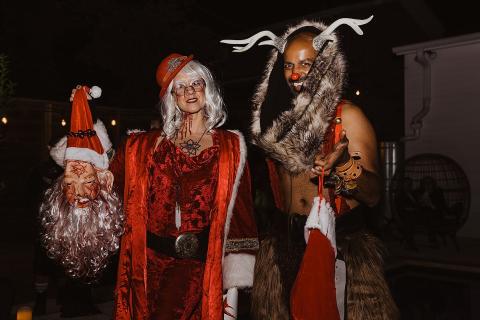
left=40, top=177, right=124, bottom=280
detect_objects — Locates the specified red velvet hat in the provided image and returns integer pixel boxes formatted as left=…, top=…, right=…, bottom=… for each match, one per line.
left=156, top=53, right=194, bottom=98
left=50, top=86, right=112, bottom=170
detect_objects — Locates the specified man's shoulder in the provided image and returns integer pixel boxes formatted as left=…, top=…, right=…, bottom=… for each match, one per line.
left=339, top=101, right=370, bottom=125
left=126, top=128, right=148, bottom=136
left=340, top=101, right=363, bottom=117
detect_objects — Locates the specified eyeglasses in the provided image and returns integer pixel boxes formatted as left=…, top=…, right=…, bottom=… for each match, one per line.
left=172, top=79, right=206, bottom=96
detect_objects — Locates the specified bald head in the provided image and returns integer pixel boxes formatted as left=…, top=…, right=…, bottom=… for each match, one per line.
left=283, top=32, right=318, bottom=93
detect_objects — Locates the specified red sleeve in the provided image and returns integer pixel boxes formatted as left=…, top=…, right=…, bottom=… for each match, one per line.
left=225, top=162, right=259, bottom=255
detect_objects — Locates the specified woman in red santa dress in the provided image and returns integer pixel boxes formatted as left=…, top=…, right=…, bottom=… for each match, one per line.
left=109, top=54, right=258, bottom=320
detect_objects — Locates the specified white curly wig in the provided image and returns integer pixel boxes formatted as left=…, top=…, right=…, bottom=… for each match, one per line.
left=159, top=60, right=227, bottom=138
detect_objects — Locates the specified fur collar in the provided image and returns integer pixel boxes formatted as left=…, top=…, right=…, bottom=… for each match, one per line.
left=251, top=20, right=346, bottom=174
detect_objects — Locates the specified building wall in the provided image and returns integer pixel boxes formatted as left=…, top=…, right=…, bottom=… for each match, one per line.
left=399, top=35, right=480, bottom=238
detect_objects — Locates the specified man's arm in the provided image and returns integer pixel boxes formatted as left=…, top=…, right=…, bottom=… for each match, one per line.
left=312, top=102, right=382, bottom=207
left=341, top=103, right=382, bottom=206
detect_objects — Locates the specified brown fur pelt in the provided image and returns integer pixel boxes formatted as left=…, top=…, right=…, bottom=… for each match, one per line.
left=251, top=231, right=399, bottom=320
left=251, top=20, right=346, bottom=174
left=340, top=231, right=400, bottom=320
left=251, top=237, right=289, bottom=320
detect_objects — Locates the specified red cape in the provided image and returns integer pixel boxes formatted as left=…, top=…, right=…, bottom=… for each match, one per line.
left=111, top=130, right=249, bottom=320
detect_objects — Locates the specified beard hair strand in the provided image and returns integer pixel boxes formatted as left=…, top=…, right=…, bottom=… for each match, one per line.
left=39, top=176, right=124, bottom=281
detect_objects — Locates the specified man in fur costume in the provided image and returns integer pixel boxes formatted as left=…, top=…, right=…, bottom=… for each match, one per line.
left=40, top=85, right=124, bottom=281
left=222, top=16, right=398, bottom=319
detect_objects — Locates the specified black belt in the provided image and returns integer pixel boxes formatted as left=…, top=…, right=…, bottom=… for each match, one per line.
left=147, top=228, right=210, bottom=261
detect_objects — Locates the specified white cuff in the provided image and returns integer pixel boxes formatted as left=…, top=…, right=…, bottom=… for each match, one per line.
left=305, top=197, right=337, bottom=256
left=223, top=253, right=255, bottom=290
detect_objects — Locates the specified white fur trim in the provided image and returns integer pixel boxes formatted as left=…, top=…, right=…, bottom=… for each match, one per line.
left=127, top=129, right=146, bottom=135
left=222, top=130, right=247, bottom=257
left=65, top=147, right=109, bottom=169
left=94, top=119, right=112, bottom=152
left=305, top=197, right=337, bottom=256
left=223, top=253, right=255, bottom=290
left=50, top=136, right=67, bottom=167
left=49, top=119, right=112, bottom=169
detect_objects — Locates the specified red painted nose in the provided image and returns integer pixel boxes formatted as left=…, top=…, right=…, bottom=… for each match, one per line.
left=290, top=73, right=300, bottom=81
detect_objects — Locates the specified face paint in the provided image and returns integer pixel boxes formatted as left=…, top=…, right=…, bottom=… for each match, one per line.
left=290, top=73, right=301, bottom=81
left=63, top=160, right=100, bottom=208
left=283, top=35, right=317, bottom=93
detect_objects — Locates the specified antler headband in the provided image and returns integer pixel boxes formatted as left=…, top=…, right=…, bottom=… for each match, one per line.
left=220, top=15, right=373, bottom=53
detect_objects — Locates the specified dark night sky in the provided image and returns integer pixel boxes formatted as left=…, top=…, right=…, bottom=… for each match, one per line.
left=2, top=0, right=342, bottom=108
left=0, top=0, right=478, bottom=134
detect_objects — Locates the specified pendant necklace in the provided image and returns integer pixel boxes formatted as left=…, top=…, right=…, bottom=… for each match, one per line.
left=178, top=127, right=208, bottom=157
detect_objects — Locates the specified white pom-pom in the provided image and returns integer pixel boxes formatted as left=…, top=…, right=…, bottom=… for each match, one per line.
left=89, top=86, right=102, bottom=99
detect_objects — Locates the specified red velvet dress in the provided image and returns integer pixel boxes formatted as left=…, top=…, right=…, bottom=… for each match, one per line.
left=146, top=133, right=219, bottom=320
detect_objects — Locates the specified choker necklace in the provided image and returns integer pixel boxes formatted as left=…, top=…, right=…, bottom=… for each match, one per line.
left=177, top=128, right=208, bottom=156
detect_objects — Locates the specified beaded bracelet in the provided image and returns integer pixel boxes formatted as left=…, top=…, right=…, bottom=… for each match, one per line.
left=335, top=157, right=354, bottom=172
left=335, top=157, right=363, bottom=182
left=327, top=173, right=358, bottom=196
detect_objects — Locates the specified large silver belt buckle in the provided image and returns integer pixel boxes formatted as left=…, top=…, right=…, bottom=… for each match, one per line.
left=175, top=233, right=199, bottom=259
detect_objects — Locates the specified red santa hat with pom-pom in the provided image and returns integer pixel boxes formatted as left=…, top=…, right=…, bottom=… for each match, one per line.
left=50, top=85, right=112, bottom=170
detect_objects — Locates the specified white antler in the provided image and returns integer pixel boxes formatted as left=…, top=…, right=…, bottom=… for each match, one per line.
left=313, top=15, right=374, bottom=50
left=321, top=15, right=374, bottom=36
left=220, top=30, right=283, bottom=53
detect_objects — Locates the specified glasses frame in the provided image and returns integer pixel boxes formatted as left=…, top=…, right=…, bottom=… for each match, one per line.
left=172, top=78, right=206, bottom=96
